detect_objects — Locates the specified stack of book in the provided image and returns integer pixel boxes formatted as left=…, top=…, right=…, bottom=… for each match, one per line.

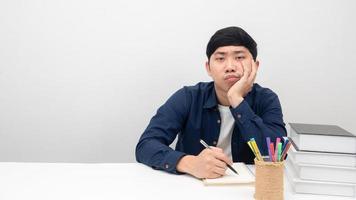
left=285, top=123, right=356, bottom=197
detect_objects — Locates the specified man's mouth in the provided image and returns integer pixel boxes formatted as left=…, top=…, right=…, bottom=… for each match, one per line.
left=224, top=74, right=241, bottom=82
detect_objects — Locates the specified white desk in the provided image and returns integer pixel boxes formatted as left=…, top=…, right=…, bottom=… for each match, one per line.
left=0, top=163, right=354, bottom=200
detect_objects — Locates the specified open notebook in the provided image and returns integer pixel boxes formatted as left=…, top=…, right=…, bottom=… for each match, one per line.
left=202, top=162, right=255, bottom=185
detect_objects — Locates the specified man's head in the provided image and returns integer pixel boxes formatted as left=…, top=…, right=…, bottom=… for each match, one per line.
left=206, top=26, right=257, bottom=61
left=205, top=26, right=259, bottom=94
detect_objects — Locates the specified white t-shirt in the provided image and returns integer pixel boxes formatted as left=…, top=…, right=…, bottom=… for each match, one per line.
left=217, top=104, right=235, bottom=160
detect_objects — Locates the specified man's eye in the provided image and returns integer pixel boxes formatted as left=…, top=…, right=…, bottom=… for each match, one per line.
left=216, top=57, right=224, bottom=61
left=236, top=56, right=245, bottom=60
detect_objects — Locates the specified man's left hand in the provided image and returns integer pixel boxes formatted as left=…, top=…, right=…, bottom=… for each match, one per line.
left=227, top=59, right=259, bottom=108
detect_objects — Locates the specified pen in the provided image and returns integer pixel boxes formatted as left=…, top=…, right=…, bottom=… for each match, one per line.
left=199, top=139, right=238, bottom=175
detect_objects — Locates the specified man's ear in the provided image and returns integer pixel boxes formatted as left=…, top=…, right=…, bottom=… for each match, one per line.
left=205, top=61, right=212, bottom=77
left=255, top=60, right=260, bottom=69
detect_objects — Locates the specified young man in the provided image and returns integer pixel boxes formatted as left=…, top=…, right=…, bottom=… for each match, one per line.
left=135, top=26, right=287, bottom=179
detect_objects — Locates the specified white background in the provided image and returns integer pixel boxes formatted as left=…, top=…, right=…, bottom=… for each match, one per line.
left=0, top=0, right=355, bottom=162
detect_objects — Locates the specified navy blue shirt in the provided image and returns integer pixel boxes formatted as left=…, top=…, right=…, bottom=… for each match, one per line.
left=135, top=82, right=286, bottom=174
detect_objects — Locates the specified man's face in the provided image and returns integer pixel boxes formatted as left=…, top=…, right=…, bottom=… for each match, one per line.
left=205, top=45, right=256, bottom=93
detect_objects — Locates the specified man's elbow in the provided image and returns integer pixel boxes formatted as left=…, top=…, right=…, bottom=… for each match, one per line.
left=135, top=140, right=143, bottom=163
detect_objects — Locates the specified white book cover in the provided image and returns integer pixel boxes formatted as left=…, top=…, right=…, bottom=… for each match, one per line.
left=202, top=162, right=255, bottom=185
left=289, top=123, right=356, bottom=154
left=289, top=144, right=356, bottom=167
left=285, top=159, right=356, bottom=197
left=287, top=156, right=356, bottom=184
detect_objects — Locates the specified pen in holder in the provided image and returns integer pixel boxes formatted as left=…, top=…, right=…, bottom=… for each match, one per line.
left=254, top=158, right=284, bottom=200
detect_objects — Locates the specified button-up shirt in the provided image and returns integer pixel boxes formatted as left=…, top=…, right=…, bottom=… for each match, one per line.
left=135, top=82, right=287, bottom=174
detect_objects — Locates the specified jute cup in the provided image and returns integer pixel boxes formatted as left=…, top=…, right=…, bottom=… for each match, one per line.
left=254, top=158, right=284, bottom=200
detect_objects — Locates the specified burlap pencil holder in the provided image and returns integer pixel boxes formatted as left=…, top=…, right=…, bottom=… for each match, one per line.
left=254, top=158, right=284, bottom=200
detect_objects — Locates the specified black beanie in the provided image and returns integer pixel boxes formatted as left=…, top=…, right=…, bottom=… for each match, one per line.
left=206, top=26, right=257, bottom=60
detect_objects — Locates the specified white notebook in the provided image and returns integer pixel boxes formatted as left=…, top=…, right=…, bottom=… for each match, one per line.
left=202, top=162, right=255, bottom=185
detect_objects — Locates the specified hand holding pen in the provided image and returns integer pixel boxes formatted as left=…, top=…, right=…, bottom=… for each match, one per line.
left=200, top=140, right=238, bottom=175
left=177, top=139, right=236, bottom=179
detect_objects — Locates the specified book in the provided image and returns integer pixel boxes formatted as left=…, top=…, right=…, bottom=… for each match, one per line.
left=202, top=162, right=255, bottom=185
left=285, top=158, right=356, bottom=197
left=289, top=123, right=356, bottom=154
left=286, top=155, right=356, bottom=184
left=289, top=142, right=356, bottom=167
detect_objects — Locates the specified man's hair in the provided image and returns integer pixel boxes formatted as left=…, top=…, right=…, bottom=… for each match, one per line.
left=206, top=26, right=257, bottom=61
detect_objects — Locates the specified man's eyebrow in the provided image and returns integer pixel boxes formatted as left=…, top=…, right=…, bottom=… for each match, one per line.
left=232, top=50, right=246, bottom=54
left=214, top=50, right=246, bottom=55
left=214, top=51, right=227, bottom=55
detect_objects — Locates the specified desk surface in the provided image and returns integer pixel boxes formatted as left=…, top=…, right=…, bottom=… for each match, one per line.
left=0, top=162, right=354, bottom=200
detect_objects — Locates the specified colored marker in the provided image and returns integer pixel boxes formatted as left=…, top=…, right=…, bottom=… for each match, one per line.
left=247, top=141, right=257, bottom=158
left=250, top=138, right=263, bottom=161
left=274, top=138, right=280, bottom=162
left=277, top=142, right=282, bottom=162
left=281, top=142, right=292, bottom=161
left=282, top=137, right=289, bottom=151
left=266, top=137, right=272, bottom=161
left=270, top=143, right=275, bottom=162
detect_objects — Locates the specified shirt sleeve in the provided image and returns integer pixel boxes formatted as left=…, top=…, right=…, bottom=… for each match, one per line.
left=135, top=87, right=190, bottom=174
left=229, top=91, right=287, bottom=156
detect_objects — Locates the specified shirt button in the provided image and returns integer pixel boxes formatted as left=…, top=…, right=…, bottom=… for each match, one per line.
left=213, top=141, right=217, bottom=145
left=217, top=119, right=221, bottom=123
left=165, top=164, right=169, bottom=169
left=237, top=114, right=242, bottom=119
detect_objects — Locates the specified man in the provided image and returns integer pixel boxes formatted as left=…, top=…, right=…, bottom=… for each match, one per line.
left=135, top=26, right=287, bottom=179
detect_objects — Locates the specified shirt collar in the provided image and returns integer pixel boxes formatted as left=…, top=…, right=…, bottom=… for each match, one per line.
left=203, top=83, right=219, bottom=109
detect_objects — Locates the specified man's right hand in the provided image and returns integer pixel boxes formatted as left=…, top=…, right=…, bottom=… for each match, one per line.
left=176, top=147, right=233, bottom=179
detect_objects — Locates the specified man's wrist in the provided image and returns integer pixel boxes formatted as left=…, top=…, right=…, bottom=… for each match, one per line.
left=176, top=155, right=195, bottom=174
left=227, top=93, right=244, bottom=108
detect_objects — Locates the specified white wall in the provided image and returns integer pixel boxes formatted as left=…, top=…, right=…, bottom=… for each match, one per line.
left=0, top=0, right=355, bottom=163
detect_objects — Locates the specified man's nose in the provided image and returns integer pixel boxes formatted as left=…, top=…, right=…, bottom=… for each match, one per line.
left=225, top=59, right=237, bottom=72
